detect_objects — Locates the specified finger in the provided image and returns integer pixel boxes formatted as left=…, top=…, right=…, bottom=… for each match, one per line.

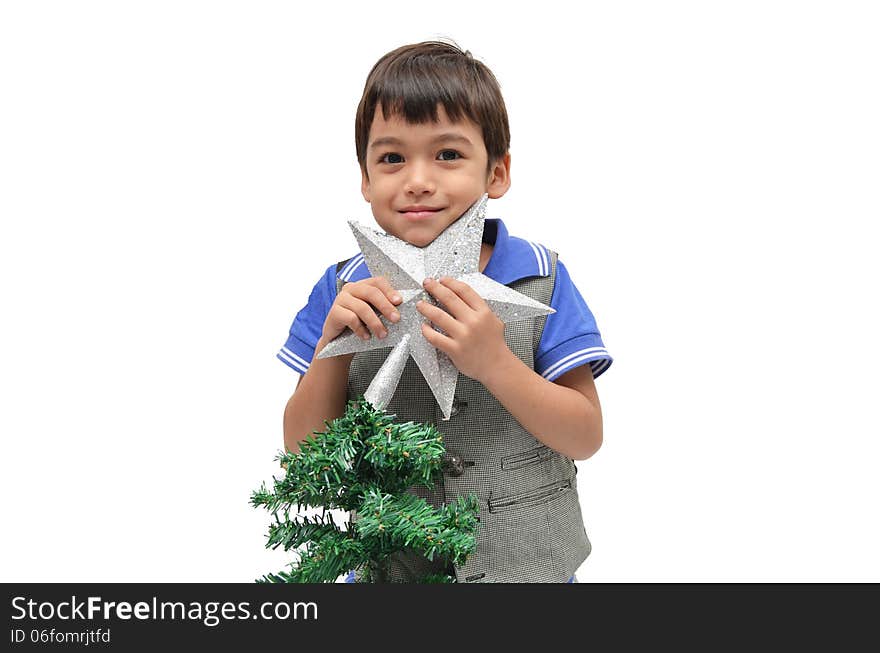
left=355, top=282, right=401, bottom=324
left=437, top=277, right=487, bottom=312
left=331, top=305, right=370, bottom=341
left=416, top=299, right=461, bottom=336
left=352, top=298, right=390, bottom=340
left=338, top=295, right=388, bottom=340
left=345, top=312, right=372, bottom=341
left=420, top=321, right=454, bottom=354
left=422, top=277, right=469, bottom=319
left=369, top=276, right=403, bottom=307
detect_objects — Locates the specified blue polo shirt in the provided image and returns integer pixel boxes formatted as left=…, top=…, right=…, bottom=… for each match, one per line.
left=278, top=218, right=612, bottom=382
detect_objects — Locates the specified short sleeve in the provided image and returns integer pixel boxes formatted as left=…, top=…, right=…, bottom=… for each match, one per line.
left=276, top=263, right=339, bottom=375
left=535, top=259, right=613, bottom=382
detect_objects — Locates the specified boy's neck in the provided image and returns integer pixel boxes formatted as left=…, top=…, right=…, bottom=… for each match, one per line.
left=479, top=242, right=493, bottom=273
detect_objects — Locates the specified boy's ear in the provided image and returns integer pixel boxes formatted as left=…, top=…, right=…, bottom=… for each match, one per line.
left=361, top=169, right=371, bottom=203
left=486, top=152, right=512, bottom=200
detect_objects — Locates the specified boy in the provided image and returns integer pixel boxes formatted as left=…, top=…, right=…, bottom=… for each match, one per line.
left=277, top=41, right=612, bottom=583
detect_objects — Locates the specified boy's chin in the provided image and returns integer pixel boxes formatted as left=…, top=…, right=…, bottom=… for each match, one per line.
left=406, top=234, right=437, bottom=248
left=385, top=226, right=441, bottom=249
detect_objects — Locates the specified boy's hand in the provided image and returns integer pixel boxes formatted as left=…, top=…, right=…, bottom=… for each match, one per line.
left=417, top=276, right=509, bottom=384
left=322, top=276, right=402, bottom=344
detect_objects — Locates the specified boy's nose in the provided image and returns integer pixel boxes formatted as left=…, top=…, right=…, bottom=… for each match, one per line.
left=403, top=161, right=436, bottom=195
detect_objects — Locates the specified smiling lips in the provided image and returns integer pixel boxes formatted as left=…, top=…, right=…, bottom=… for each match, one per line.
left=399, top=206, right=442, bottom=220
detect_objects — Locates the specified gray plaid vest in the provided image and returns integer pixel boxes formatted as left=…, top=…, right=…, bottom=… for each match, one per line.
left=336, top=249, right=591, bottom=582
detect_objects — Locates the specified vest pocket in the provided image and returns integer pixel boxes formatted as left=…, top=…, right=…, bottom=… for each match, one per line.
left=501, top=444, right=555, bottom=471
left=488, top=478, right=573, bottom=513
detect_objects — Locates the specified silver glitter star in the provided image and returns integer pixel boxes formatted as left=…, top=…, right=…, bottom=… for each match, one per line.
left=316, top=193, right=555, bottom=420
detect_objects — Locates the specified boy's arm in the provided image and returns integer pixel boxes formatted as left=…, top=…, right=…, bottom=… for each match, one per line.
left=282, top=336, right=354, bottom=454
left=417, top=276, right=603, bottom=461
left=282, top=271, right=404, bottom=454
left=481, top=352, right=602, bottom=461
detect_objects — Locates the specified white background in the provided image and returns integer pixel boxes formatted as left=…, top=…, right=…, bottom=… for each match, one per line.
left=2, top=1, right=878, bottom=582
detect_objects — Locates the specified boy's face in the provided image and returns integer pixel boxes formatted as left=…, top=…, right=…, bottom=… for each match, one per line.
left=361, top=103, right=511, bottom=248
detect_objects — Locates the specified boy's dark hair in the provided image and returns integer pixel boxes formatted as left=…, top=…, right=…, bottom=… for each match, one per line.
left=355, top=40, right=510, bottom=179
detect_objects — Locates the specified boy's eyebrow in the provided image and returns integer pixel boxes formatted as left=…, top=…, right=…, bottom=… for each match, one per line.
left=369, top=133, right=473, bottom=150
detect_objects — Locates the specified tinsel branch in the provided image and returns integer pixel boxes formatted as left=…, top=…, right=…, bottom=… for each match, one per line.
left=252, top=397, right=480, bottom=582
left=356, top=490, right=479, bottom=566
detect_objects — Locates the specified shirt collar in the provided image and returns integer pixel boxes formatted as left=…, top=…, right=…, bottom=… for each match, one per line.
left=481, top=218, right=552, bottom=284
left=337, top=218, right=551, bottom=285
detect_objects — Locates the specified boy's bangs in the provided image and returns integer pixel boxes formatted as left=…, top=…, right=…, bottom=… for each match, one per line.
left=373, top=75, right=474, bottom=127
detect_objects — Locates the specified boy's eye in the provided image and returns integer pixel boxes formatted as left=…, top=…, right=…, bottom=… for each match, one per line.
left=379, top=152, right=404, bottom=164
left=377, top=150, right=461, bottom=164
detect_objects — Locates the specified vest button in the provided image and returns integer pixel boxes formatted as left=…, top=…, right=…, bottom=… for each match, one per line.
left=443, top=454, right=465, bottom=477
left=450, top=398, right=467, bottom=417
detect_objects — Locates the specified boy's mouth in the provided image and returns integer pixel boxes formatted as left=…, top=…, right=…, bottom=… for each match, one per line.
left=399, top=206, right=443, bottom=220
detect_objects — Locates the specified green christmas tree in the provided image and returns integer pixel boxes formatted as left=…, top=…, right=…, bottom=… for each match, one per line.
left=251, top=396, right=480, bottom=583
